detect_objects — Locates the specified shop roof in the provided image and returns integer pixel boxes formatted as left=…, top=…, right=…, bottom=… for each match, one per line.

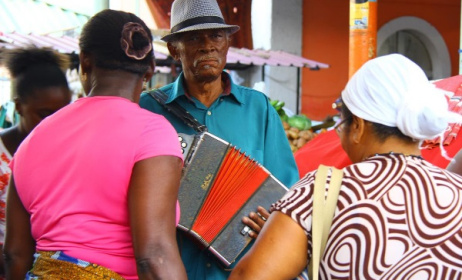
left=0, top=32, right=172, bottom=73
left=0, top=32, right=79, bottom=53
left=0, top=32, right=329, bottom=71
left=0, top=0, right=89, bottom=35
left=227, top=47, right=329, bottom=70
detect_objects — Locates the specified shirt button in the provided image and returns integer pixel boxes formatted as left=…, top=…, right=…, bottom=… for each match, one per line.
left=207, top=111, right=212, bottom=116
left=206, top=263, right=211, bottom=268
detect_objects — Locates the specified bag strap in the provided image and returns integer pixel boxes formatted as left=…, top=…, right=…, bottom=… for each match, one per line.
left=308, top=164, right=343, bottom=280
left=147, top=89, right=208, bottom=133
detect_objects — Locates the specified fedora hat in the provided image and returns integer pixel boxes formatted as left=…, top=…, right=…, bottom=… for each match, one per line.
left=161, top=0, right=240, bottom=42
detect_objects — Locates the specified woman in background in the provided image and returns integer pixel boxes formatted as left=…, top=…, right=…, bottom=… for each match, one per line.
left=4, top=9, right=187, bottom=280
left=0, top=47, right=72, bottom=278
left=230, top=54, right=462, bottom=280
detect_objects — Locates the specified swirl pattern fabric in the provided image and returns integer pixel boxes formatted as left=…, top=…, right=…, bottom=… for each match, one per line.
left=272, top=153, right=462, bottom=280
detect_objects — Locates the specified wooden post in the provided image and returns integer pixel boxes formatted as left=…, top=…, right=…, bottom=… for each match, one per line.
left=349, top=0, right=377, bottom=78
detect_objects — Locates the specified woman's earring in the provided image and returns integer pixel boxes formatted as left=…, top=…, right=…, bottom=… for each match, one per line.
left=81, top=72, right=87, bottom=82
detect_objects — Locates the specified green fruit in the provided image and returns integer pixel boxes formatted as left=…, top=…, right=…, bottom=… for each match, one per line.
left=270, top=99, right=279, bottom=107
left=274, top=102, right=284, bottom=112
left=288, top=114, right=312, bottom=130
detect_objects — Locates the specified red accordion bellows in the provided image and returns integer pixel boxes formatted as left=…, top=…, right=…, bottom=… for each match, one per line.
left=192, top=147, right=269, bottom=243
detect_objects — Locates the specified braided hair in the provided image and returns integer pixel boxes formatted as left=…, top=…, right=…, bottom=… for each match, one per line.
left=2, top=47, right=70, bottom=101
left=79, top=9, right=154, bottom=75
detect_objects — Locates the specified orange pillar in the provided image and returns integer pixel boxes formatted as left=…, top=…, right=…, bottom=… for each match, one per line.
left=349, top=0, right=377, bottom=78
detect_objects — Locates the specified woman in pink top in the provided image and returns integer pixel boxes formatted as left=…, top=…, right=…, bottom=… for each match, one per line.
left=4, top=9, right=187, bottom=280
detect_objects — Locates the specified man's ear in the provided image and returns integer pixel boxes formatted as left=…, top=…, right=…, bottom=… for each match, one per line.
left=227, top=32, right=233, bottom=44
left=167, top=42, right=180, bottom=61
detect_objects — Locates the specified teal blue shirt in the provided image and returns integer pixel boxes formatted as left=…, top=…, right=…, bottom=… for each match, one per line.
left=139, top=72, right=299, bottom=280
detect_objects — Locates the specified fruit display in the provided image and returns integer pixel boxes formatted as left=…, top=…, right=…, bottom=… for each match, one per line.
left=270, top=99, right=318, bottom=153
left=283, top=121, right=317, bottom=153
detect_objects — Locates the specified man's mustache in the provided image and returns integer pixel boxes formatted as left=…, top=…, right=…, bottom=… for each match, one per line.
left=194, top=56, right=221, bottom=67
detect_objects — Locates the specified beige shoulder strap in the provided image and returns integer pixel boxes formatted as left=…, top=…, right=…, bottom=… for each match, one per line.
left=308, top=164, right=343, bottom=280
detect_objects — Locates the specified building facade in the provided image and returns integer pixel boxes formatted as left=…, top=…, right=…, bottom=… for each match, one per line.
left=301, top=0, right=460, bottom=120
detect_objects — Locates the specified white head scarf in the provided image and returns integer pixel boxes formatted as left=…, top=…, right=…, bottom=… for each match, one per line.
left=342, top=53, right=462, bottom=141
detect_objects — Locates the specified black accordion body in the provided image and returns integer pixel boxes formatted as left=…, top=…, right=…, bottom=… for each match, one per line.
left=177, top=132, right=288, bottom=267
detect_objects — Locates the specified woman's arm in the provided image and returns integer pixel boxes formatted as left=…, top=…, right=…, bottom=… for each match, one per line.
left=4, top=175, right=36, bottom=279
left=128, top=155, right=187, bottom=280
left=230, top=211, right=308, bottom=280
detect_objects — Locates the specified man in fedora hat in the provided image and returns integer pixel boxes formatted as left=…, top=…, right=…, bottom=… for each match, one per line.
left=139, top=0, right=299, bottom=279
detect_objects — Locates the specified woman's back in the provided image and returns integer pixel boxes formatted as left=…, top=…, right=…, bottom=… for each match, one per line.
left=275, top=153, right=462, bottom=279
left=11, top=96, right=182, bottom=279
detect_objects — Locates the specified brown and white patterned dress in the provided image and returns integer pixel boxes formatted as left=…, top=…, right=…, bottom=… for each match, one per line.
left=272, top=153, right=462, bottom=280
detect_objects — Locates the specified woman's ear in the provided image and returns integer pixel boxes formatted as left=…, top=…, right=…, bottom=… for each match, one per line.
left=144, top=58, right=155, bottom=81
left=13, top=97, right=23, bottom=116
left=79, top=52, right=92, bottom=75
left=350, top=115, right=367, bottom=144
left=79, top=52, right=93, bottom=94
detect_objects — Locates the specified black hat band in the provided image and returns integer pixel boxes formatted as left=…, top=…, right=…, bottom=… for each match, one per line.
left=171, top=16, right=226, bottom=33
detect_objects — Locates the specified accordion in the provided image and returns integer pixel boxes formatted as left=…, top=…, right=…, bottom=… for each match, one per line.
left=177, top=132, right=288, bottom=267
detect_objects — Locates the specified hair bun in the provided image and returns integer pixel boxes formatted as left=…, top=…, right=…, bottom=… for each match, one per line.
left=3, top=47, right=69, bottom=77
left=120, top=22, right=152, bottom=60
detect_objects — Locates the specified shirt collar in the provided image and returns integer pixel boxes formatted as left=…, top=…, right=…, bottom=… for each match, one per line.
left=166, top=71, right=245, bottom=105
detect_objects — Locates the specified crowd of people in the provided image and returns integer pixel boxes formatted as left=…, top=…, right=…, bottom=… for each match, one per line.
left=0, top=0, right=461, bottom=279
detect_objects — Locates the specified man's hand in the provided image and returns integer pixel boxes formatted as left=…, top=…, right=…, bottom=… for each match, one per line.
left=241, top=206, right=270, bottom=238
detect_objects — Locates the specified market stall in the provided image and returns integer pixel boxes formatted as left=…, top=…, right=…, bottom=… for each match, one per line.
left=0, top=31, right=331, bottom=151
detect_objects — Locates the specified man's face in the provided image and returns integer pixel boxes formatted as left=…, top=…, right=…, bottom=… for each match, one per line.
left=169, top=29, right=230, bottom=83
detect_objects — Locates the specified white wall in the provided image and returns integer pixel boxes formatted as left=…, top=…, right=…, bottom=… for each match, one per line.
left=250, top=0, right=303, bottom=114
left=251, top=0, right=272, bottom=50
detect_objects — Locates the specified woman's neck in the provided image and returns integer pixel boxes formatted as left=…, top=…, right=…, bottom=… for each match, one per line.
left=362, top=137, right=422, bottom=161
left=0, top=125, right=27, bottom=155
left=86, top=69, right=144, bottom=102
